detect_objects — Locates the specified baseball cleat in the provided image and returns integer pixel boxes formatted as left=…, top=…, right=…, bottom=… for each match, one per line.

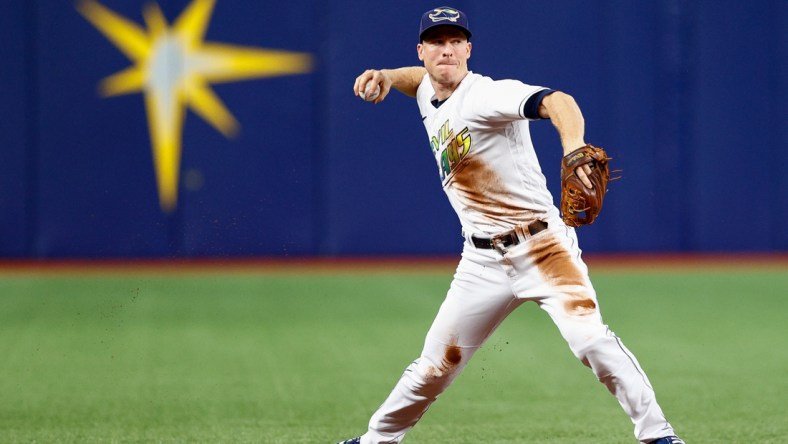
left=336, top=437, right=361, bottom=444
left=649, top=436, right=685, bottom=444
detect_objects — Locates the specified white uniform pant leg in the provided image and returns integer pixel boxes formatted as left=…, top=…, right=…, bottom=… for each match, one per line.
left=361, top=246, right=518, bottom=444
left=505, top=222, right=675, bottom=442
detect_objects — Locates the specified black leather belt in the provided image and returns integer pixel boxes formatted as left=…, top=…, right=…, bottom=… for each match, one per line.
left=471, top=221, right=548, bottom=250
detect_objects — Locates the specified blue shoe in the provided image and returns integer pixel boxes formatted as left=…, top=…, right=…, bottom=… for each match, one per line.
left=337, top=438, right=361, bottom=444
left=649, top=437, right=685, bottom=444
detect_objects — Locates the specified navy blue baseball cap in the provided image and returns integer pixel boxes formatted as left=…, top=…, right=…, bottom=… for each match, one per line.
left=419, top=6, right=472, bottom=41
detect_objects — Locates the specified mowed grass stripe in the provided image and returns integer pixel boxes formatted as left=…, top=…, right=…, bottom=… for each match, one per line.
left=0, top=269, right=785, bottom=443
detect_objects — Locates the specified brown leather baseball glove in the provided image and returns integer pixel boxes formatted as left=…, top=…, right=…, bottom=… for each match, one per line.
left=560, top=144, right=615, bottom=227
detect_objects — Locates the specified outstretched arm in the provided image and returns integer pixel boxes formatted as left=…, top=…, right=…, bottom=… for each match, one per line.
left=539, top=91, right=593, bottom=188
left=353, top=67, right=426, bottom=104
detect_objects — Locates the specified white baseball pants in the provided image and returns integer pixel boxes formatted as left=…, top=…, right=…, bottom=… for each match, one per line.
left=360, top=218, right=675, bottom=443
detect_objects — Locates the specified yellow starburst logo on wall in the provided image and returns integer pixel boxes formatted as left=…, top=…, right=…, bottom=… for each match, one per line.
left=77, top=0, right=312, bottom=212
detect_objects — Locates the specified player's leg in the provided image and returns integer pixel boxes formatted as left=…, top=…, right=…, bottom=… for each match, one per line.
left=507, top=224, right=676, bottom=443
left=360, top=246, right=522, bottom=444
left=538, top=299, right=675, bottom=442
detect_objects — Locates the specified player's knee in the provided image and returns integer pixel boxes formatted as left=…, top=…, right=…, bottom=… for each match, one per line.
left=418, top=356, right=459, bottom=382
left=560, top=326, right=602, bottom=361
left=404, top=353, right=463, bottom=397
left=574, top=333, right=630, bottom=379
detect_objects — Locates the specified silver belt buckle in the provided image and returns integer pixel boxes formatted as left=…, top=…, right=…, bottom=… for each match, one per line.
left=491, top=234, right=508, bottom=254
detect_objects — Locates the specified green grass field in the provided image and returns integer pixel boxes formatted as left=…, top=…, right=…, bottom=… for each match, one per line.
left=1, top=261, right=786, bottom=443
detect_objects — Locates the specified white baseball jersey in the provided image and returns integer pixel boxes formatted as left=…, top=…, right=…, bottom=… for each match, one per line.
left=416, top=71, right=559, bottom=235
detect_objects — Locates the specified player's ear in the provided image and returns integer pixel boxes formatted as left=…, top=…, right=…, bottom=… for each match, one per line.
left=467, top=41, right=472, bottom=59
left=417, top=43, right=424, bottom=61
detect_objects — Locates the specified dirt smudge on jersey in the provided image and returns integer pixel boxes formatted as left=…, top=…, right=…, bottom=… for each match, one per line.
left=528, top=233, right=597, bottom=316
left=451, top=156, right=529, bottom=224
left=443, top=344, right=462, bottom=368
left=424, top=365, right=441, bottom=379
left=566, top=298, right=596, bottom=314
left=425, top=338, right=463, bottom=380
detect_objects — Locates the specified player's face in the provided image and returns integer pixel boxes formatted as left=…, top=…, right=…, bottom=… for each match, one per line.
left=417, top=27, right=471, bottom=88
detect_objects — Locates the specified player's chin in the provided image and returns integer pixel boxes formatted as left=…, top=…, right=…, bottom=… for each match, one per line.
left=432, top=65, right=461, bottom=82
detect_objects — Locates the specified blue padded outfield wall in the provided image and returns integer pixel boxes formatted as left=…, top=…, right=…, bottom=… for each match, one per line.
left=1, top=0, right=786, bottom=258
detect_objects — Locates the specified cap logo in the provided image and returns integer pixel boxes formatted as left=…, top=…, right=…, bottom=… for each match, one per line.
left=428, top=8, right=460, bottom=23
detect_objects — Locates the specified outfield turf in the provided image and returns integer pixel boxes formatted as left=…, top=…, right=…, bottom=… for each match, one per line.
left=0, top=261, right=786, bottom=443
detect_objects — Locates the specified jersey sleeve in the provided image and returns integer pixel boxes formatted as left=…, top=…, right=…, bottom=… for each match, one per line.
left=465, top=77, right=548, bottom=124
left=416, top=72, right=435, bottom=110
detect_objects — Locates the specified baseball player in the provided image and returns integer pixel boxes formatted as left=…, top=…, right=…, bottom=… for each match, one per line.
left=339, top=6, right=684, bottom=444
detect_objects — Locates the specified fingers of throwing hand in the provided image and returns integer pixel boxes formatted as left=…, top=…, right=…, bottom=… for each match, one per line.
left=354, top=69, right=388, bottom=103
left=353, top=70, right=373, bottom=97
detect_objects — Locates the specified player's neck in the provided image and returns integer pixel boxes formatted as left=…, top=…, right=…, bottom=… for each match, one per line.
left=430, top=71, right=469, bottom=101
